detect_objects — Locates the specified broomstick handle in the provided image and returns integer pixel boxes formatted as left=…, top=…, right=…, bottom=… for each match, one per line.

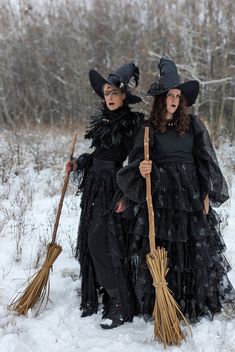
left=144, top=127, right=156, bottom=253
left=51, top=132, right=78, bottom=244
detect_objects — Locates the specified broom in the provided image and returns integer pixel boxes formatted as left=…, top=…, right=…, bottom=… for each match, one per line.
left=144, top=126, right=191, bottom=347
left=8, top=132, right=78, bottom=316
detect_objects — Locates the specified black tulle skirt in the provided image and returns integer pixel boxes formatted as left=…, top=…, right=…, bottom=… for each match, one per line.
left=76, top=159, right=135, bottom=320
left=124, top=162, right=235, bottom=322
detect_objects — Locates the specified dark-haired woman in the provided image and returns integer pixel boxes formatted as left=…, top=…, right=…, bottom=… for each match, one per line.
left=66, top=63, right=143, bottom=329
left=117, top=57, right=235, bottom=322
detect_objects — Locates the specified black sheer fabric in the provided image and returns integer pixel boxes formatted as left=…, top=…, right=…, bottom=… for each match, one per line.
left=117, top=115, right=234, bottom=322
left=192, top=116, right=229, bottom=206
left=73, top=105, right=143, bottom=320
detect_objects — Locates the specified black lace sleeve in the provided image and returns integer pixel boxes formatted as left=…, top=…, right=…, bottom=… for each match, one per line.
left=117, top=125, right=159, bottom=204
left=73, top=152, right=94, bottom=193
left=192, top=116, right=229, bottom=207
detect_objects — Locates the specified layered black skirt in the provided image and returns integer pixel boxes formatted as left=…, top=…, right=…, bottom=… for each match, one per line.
left=76, top=158, right=135, bottom=321
left=119, top=161, right=235, bottom=322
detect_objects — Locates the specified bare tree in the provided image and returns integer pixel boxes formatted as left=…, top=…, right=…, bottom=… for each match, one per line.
left=0, top=0, right=234, bottom=139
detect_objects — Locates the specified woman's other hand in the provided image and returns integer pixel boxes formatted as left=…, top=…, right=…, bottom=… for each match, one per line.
left=139, top=160, right=152, bottom=178
left=203, top=194, right=209, bottom=215
left=65, top=159, right=77, bottom=174
left=115, top=198, right=126, bottom=213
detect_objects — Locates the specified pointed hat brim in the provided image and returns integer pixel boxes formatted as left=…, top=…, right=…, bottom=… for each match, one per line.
left=147, top=80, right=199, bottom=106
left=89, top=69, right=142, bottom=104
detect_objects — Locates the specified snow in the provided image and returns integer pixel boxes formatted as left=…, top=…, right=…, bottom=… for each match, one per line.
left=0, top=130, right=235, bottom=352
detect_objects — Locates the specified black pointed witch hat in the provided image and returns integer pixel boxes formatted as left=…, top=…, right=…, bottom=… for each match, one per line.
left=147, top=57, right=199, bottom=106
left=89, top=63, right=142, bottom=104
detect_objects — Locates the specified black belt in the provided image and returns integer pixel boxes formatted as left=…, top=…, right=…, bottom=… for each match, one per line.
left=93, top=158, right=122, bottom=172
left=156, top=156, right=194, bottom=165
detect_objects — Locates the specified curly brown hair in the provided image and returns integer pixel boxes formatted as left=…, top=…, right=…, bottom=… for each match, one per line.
left=150, top=91, right=189, bottom=136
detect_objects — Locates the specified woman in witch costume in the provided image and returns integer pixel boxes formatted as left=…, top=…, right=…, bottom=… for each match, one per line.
left=117, top=57, right=235, bottom=322
left=66, top=63, right=143, bottom=329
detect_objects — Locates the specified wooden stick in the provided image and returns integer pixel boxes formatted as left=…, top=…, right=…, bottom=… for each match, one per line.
left=51, top=132, right=77, bottom=244
left=144, top=126, right=156, bottom=254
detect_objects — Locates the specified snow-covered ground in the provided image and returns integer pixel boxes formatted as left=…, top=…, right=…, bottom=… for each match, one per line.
left=0, top=129, right=235, bottom=352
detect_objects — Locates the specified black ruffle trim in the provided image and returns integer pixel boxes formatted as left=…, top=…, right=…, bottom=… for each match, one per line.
left=127, top=208, right=235, bottom=321
left=85, top=105, right=141, bottom=150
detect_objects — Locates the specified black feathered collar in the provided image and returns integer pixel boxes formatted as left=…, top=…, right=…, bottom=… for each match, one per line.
left=85, top=105, right=139, bottom=150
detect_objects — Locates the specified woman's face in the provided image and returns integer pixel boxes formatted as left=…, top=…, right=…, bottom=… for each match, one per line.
left=166, top=88, right=181, bottom=117
left=103, top=83, right=126, bottom=111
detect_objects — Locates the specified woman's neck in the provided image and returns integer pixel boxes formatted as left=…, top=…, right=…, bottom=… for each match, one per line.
left=165, top=113, right=173, bottom=121
left=104, top=103, right=127, bottom=115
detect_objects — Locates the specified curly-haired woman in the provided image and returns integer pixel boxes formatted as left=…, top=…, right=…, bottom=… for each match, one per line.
left=117, top=57, right=235, bottom=322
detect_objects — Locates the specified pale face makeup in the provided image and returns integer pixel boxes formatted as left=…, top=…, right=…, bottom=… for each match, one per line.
left=103, top=83, right=126, bottom=111
left=165, top=88, right=181, bottom=120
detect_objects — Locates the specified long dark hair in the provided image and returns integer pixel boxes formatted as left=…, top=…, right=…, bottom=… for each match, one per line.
left=150, top=91, right=189, bottom=135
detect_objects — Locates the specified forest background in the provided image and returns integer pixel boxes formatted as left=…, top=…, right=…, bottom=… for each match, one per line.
left=0, top=0, right=234, bottom=142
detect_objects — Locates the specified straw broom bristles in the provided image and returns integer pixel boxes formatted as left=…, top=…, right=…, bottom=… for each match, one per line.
left=8, top=243, right=62, bottom=315
left=146, top=247, right=191, bottom=347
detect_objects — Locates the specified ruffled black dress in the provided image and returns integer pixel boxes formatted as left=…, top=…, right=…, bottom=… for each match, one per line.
left=74, top=105, right=143, bottom=321
left=117, top=115, right=235, bottom=322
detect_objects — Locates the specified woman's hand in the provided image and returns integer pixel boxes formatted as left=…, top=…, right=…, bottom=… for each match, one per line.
left=139, top=160, right=152, bottom=178
left=203, top=194, right=209, bottom=215
left=115, top=198, right=126, bottom=213
left=65, top=159, right=77, bottom=174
